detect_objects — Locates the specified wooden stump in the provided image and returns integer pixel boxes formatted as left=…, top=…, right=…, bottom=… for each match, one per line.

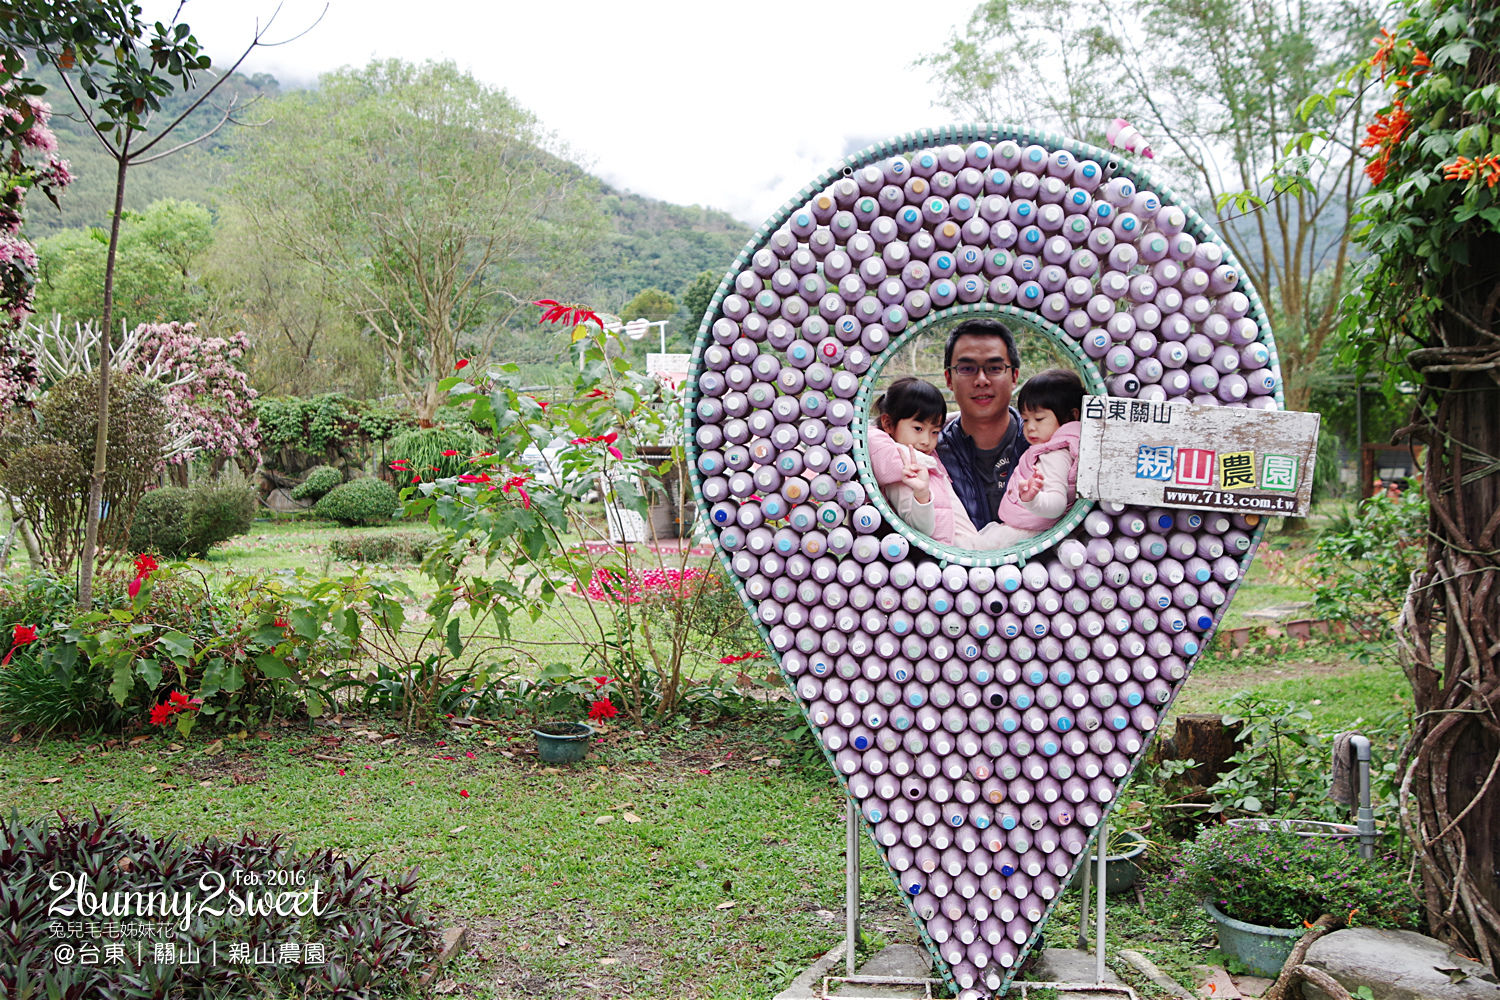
left=1172, top=713, right=1242, bottom=787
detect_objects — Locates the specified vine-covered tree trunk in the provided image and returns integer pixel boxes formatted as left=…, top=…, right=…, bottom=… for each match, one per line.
left=1398, top=231, right=1500, bottom=970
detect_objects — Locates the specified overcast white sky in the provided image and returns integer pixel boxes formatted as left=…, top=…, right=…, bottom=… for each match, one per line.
left=135, top=1, right=976, bottom=226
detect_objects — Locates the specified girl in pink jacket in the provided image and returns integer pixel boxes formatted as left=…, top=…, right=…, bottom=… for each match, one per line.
left=990, top=368, right=1086, bottom=548
left=868, top=377, right=996, bottom=547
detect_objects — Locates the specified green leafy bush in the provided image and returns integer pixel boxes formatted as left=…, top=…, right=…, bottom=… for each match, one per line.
left=328, top=530, right=436, bottom=564
left=290, top=463, right=343, bottom=501
left=186, top=476, right=257, bottom=552
left=1166, top=825, right=1419, bottom=929
left=315, top=477, right=401, bottom=526
left=255, top=393, right=413, bottom=477
left=1312, top=494, right=1429, bottom=643
left=0, top=648, right=128, bottom=736
left=128, top=486, right=192, bottom=556
left=0, top=371, right=167, bottom=576
left=128, top=478, right=257, bottom=557
left=1, top=810, right=440, bottom=998
left=387, top=425, right=486, bottom=479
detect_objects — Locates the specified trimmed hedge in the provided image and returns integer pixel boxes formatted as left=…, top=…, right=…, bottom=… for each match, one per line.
left=290, top=464, right=343, bottom=502
left=128, top=479, right=257, bottom=557
left=328, top=530, right=437, bottom=564
left=315, top=477, right=401, bottom=526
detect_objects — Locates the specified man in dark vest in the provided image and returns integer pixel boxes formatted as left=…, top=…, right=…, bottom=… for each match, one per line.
left=936, top=317, right=1031, bottom=530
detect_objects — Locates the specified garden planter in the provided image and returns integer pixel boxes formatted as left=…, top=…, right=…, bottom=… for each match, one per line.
left=1203, top=898, right=1302, bottom=977
left=533, top=722, right=594, bottom=764
left=1087, top=830, right=1150, bottom=895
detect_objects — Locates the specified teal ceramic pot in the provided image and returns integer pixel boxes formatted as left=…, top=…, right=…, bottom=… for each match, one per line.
left=533, top=722, right=594, bottom=764
left=1203, top=897, right=1302, bottom=977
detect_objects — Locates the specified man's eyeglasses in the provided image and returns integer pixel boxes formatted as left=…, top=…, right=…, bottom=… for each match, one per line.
left=948, top=363, right=1016, bottom=378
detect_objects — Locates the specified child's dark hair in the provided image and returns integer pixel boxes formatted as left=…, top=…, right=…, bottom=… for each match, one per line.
left=874, top=377, right=947, bottom=431
left=1016, top=368, right=1085, bottom=423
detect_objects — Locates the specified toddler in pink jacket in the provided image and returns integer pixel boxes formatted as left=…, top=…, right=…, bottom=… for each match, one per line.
left=989, top=368, right=1085, bottom=547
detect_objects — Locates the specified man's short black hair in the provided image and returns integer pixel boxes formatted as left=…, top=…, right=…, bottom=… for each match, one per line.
left=944, top=316, right=1021, bottom=372
left=1015, top=367, right=1085, bottom=423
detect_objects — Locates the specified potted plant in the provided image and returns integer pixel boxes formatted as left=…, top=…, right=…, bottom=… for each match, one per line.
left=1165, top=824, right=1418, bottom=977
left=1088, top=827, right=1153, bottom=895
left=530, top=673, right=617, bottom=765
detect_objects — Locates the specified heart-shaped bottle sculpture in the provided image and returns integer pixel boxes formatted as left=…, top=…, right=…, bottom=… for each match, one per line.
left=685, top=126, right=1280, bottom=997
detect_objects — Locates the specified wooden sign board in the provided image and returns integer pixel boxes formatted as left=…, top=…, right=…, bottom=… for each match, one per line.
left=1076, top=396, right=1320, bottom=517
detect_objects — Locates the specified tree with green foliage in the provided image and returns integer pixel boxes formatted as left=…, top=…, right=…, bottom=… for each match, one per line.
left=33, top=198, right=212, bottom=331
left=920, top=0, right=1379, bottom=411
left=1298, top=1, right=1500, bottom=969
left=223, top=60, right=606, bottom=425
left=621, top=287, right=675, bottom=325
left=204, top=203, right=378, bottom=399
left=678, top=269, right=719, bottom=334
left=3, top=1, right=281, bottom=609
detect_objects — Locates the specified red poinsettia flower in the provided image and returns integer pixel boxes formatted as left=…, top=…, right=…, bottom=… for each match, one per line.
left=457, top=473, right=492, bottom=484
left=411, top=473, right=422, bottom=483
left=588, top=698, right=618, bottom=722
left=441, top=449, right=459, bottom=457
left=2, top=624, right=38, bottom=665
left=534, top=299, right=604, bottom=330
left=459, top=789, right=470, bottom=798
left=134, top=554, right=158, bottom=577
left=149, top=703, right=174, bottom=726
left=455, top=359, right=470, bottom=370
left=127, top=577, right=143, bottom=599
left=501, top=475, right=531, bottom=508
left=593, top=676, right=611, bottom=688
left=571, top=432, right=622, bottom=460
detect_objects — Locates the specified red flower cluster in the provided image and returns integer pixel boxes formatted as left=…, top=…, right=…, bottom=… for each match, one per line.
left=719, top=651, right=766, bottom=665
left=127, top=554, right=159, bottom=600
left=502, top=474, right=531, bottom=508
left=149, top=690, right=203, bottom=726
left=570, top=432, right=622, bottom=460
left=2, top=624, right=37, bottom=666
left=1442, top=154, right=1500, bottom=188
left=1360, top=100, right=1410, bottom=186
left=573, top=567, right=709, bottom=604
left=455, top=359, right=470, bottom=370
left=588, top=698, right=618, bottom=722
left=534, top=299, right=604, bottom=330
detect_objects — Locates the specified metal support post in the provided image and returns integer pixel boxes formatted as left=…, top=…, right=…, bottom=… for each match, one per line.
left=1095, top=817, right=1108, bottom=984
left=1351, top=734, right=1376, bottom=859
left=1076, top=854, right=1092, bottom=950
left=846, top=803, right=862, bottom=975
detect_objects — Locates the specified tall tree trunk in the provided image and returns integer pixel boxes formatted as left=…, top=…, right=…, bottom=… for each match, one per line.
left=1397, top=231, right=1500, bottom=971
left=77, top=137, right=129, bottom=611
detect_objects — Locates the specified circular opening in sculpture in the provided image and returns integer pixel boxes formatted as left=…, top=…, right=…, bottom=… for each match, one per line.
left=853, top=304, right=1104, bottom=566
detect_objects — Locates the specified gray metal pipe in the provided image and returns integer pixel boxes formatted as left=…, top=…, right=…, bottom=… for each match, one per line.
left=1350, top=734, right=1375, bottom=860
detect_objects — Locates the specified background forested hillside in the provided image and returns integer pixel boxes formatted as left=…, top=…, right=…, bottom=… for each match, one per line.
left=23, top=64, right=750, bottom=389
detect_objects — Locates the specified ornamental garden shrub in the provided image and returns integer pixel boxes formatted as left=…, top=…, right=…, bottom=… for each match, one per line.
left=327, top=529, right=436, bottom=564
left=0, top=371, right=167, bottom=576
left=315, top=478, right=401, bottom=527
left=0, top=568, right=317, bottom=736
left=128, top=478, right=257, bottom=558
left=184, top=475, right=257, bottom=554
left=0, top=810, right=441, bottom=999
left=1164, top=824, right=1420, bottom=930
left=290, top=463, right=342, bottom=502
left=128, top=486, right=193, bottom=556
left=254, top=393, right=412, bottom=479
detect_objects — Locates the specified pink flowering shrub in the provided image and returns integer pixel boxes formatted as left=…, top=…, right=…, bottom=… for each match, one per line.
left=574, top=566, right=709, bottom=603
left=127, top=322, right=260, bottom=467
left=1, top=74, right=71, bottom=331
